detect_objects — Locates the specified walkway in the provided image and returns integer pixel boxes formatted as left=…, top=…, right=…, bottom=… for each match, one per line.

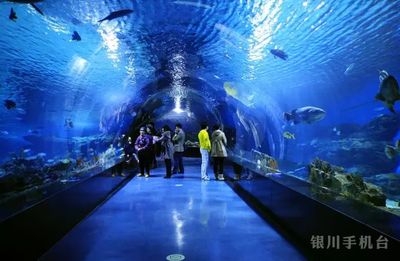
left=41, top=158, right=304, bottom=260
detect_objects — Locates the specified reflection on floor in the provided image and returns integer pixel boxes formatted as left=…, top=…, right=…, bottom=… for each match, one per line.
left=41, top=158, right=304, bottom=261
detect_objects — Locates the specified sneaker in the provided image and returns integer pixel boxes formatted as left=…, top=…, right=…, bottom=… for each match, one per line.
left=137, top=173, right=144, bottom=177
left=163, top=175, right=171, bottom=179
left=121, top=173, right=126, bottom=177
left=218, top=174, right=225, bottom=181
left=145, top=173, right=150, bottom=178
left=201, top=176, right=210, bottom=181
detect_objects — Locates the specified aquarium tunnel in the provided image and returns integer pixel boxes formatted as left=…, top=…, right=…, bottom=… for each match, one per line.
left=0, top=0, right=400, bottom=260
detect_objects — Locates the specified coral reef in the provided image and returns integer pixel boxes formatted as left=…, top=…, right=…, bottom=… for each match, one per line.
left=308, top=158, right=387, bottom=206
left=0, top=154, right=70, bottom=196
left=365, top=173, right=400, bottom=201
left=0, top=151, right=113, bottom=200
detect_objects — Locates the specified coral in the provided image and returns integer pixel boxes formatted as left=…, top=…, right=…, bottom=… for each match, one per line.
left=251, top=149, right=279, bottom=173
left=308, top=158, right=386, bottom=206
left=365, top=173, right=400, bottom=201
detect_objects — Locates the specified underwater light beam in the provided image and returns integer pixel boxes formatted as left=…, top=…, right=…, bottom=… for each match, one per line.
left=247, top=0, right=282, bottom=62
left=173, top=96, right=184, bottom=114
left=69, top=56, right=88, bottom=76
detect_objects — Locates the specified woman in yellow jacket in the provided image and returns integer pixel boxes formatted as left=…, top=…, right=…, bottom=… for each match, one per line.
left=198, top=123, right=211, bottom=181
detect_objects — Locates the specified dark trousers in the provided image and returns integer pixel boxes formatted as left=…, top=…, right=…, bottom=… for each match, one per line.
left=173, top=152, right=184, bottom=173
left=111, top=159, right=133, bottom=175
left=111, top=158, right=131, bottom=175
left=138, top=150, right=150, bottom=175
left=111, top=163, right=122, bottom=175
left=213, top=157, right=225, bottom=177
left=165, top=159, right=172, bottom=177
left=152, top=153, right=157, bottom=168
left=148, top=147, right=157, bottom=168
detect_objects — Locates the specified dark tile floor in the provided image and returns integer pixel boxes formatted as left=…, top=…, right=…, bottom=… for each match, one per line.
left=41, top=158, right=304, bottom=261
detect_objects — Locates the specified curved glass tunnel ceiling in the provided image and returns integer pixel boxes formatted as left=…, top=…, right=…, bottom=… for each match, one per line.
left=1, top=1, right=400, bottom=216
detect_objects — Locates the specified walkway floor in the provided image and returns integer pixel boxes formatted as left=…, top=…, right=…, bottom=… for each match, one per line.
left=41, top=158, right=304, bottom=261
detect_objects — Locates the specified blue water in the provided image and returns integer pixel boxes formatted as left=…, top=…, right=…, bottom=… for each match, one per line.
left=0, top=1, right=400, bottom=198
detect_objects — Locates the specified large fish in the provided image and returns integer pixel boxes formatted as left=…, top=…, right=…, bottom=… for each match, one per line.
left=284, top=106, right=326, bottom=125
left=98, top=9, right=133, bottom=23
left=385, top=140, right=400, bottom=159
left=223, top=82, right=238, bottom=98
left=71, top=31, right=81, bottom=41
left=9, top=7, right=17, bottom=21
left=375, top=70, right=400, bottom=113
left=270, top=49, right=288, bottom=60
left=4, top=99, right=16, bottom=109
left=5, top=0, right=44, bottom=15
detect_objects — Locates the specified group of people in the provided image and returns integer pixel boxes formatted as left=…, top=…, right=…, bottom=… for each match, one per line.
left=119, top=122, right=228, bottom=181
left=133, top=123, right=185, bottom=178
left=198, top=124, right=228, bottom=181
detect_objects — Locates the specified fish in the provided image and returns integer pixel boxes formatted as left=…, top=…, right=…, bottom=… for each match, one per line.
left=28, top=129, right=40, bottom=135
left=332, top=127, right=341, bottom=136
left=223, top=82, right=238, bottom=98
left=9, top=8, right=17, bottom=21
left=16, top=108, right=26, bottom=114
left=30, top=3, right=43, bottom=15
left=283, top=131, right=295, bottom=139
left=344, top=63, right=355, bottom=75
left=284, top=106, right=326, bottom=125
left=98, top=9, right=133, bottom=23
left=71, top=31, right=81, bottom=41
left=270, top=49, right=288, bottom=60
left=37, top=152, right=46, bottom=158
left=4, top=99, right=16, bottom=109
left=6, top=1, right=44, bottom=15
left=64, top=118, right=74, bottom=128
left=385, top=140, right=400, bottom=160
left=0, top=130, right=9, bottom=135
left=71, top=17, right=82, bottom=25
left=310, top=138, right=318, bottom=146
left=375, top=70, right=400, bottom=113
left=268, top=158, right=279, bottom=170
